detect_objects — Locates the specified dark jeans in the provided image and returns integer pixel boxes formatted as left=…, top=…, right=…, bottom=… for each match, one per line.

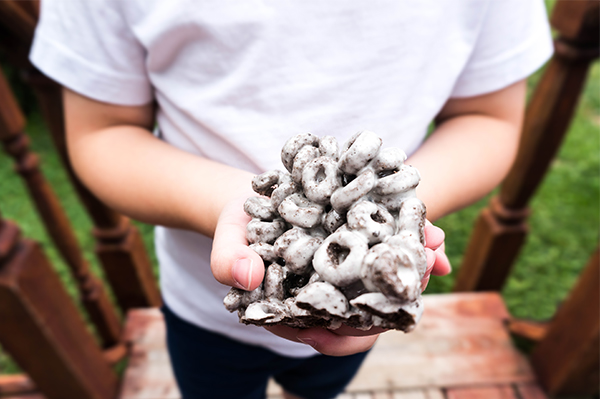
left=162, top=304, right=369, bottom=399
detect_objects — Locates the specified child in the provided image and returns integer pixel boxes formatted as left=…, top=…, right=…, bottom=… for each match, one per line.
left=30, top=1, right=552, bottom=398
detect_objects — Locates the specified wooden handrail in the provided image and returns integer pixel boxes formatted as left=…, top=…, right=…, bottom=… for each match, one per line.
left=0, top=211, right=118, bottom=399
left=0, top=67, right=122, bottom=348
left=454, top=0, right=599, bottom=292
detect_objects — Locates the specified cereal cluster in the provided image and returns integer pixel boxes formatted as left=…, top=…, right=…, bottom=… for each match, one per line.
left=224, top=131, right=427, bottom=332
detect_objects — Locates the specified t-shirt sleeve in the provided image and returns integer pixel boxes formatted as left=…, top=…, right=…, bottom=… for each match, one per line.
left=449, top=0, right=553, bottom=98
left=30, top=0, right=152, bottom=106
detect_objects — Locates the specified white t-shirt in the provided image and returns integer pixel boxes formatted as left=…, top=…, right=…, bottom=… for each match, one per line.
left=31, top=0, right=552, bottom=357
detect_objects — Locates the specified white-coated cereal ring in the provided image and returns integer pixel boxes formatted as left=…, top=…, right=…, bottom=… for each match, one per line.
left=277, top=193, right=325, bottom=229
left=373, top=164, right=420, bottom=196
left=249, top=243, right=278, bottom=264
left=292, top=145, right=320, bottom=184
left=347, top=200, right=395, bottom=245
left=370, top=147, right=407, bottom=177
left=252, top=170, right=287, bottom=197
left=312, top=230, right=368, bottom=287
left=395, top=197, right=426, bottom=243
left=295, top=281, right=349, bottom=318
left=274, top=228, right=323, bottom=275
left=318, top=136, right=340, bottom=160
left=330, top=169, right=376, bottom=213
left=338, top=130, right=382, bottom=175
left=372, top=191, right=416, bottom=213
left=271, top=180, right=300, bottom=209
left=281, top=132, right=320, bottom=173
left=302, top=157, right=342, bottom=204
left=246, top=218, right=288, bottom=244
left=387, top=231, right=428, bottom=279
left=264, top=263, right=285, bottom=301
left=244, top=196, right=278, bottom=221
left=360, top=243, right=420, bottom=302
left=323, top=208, right=346, bottom=234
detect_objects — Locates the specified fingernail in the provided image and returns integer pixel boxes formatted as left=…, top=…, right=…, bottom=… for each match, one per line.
left=232, top=258, right=253, bottom=290
left=297, top=337, right=317, bottom=348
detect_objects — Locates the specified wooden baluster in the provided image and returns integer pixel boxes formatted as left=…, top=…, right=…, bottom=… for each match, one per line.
left=0, top=211, right=118, bottom=399
left=0, top=67, right=122, bottom=348
left=0, top=0, right=161, bottom=312
left=454, top=0, right=599, bottom=292
left=22, top=70, right=163, bottom=311
left=530, top=247, right=599, bottom=396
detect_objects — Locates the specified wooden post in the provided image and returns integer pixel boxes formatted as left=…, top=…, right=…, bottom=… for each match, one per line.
left=0, top=67, right=122, bottom=348
left=0, top=211, right=119, bottom=399
left=23, top=70, right=162, bottom=311
left=530, top=247, right=600, bottom=396
left=454, top=0, right=599, bottom=292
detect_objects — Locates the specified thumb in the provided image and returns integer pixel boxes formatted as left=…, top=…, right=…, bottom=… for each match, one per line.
left=211, top=195, right=265, bottom=291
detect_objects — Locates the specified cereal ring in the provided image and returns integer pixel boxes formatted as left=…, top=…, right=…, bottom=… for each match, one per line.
left=302, top=157, right=342, bottom=204
left=373, top=164, right=420, bottom=196
left=312, top=230, right=368, bottom=287
left=274, top=228, right=323, bottom=275
left=271, top=179, right=300, bottom=209
left=372, top=191, right=416, bottom=213
left=347, top=200, right=395, bottom=245
left=244, top=196, right=278, bottom=220
left=360, top=243, right=420, bottom=302
left=396, top=197, right=426, bottom=243
left=243, top=299, right=288, bottom=324
left=277, top=193, right=324, bottom=229
left=292, top=145, right=320, bottom=184
left=281, top=133, right=320, bottom=173
left=319, top=136, right=340, bottom=160
left=339, top=130, right=382, bottom=175
left=264, top=263, right=285, bottom=301
left=370, top=147, right=407, bottom=177
left=330, top=169, right=376, bottom=213
left=295, top=281, right=349, bottom=318
left=246, top=218, right=288, bottom=244
left=249, top=243, right=278, bottom=264
left=323, top=208, right=346, bottom=234
left=387, top=231, right=428, bottom=278
left=350, top=293, right=423, bottom=332
left=252, top=170, right=286, bottom=197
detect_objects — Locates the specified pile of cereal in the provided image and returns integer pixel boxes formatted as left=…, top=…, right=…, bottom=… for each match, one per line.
left=224, top=131, right=427, bottom=332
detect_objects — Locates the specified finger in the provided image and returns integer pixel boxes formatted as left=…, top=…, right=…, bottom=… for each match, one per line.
left=211, top=196, right=265, bottom=291
left=421, top=274, right=431, bottom=292
left=425, top=247, right=436, bottom=276
left=424, top=223, right=445, bottom=250
left=431, top=243, right=451, bottom=276
left=329, top=324, right=388, bottom=337
left=296, top=328, right=379, bottom=357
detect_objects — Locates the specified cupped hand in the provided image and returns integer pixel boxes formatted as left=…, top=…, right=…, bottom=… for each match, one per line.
left=421, top=221, right=451, bottom=291
left=266, top=324, right=385, bottom=357
left=211, top=193, right=383, bottom=356
left=210, top=193, right=450, bottom=356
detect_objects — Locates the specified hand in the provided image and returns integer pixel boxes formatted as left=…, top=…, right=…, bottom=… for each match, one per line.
left=211, top=193, right=266, bottom=291
left=421, top=221, right=451, bottom=291
left=265, top=324, right=385, bottom=357
left=211, top=194, right=383, bottom=356
left=210, top=194, right=450, bottom=355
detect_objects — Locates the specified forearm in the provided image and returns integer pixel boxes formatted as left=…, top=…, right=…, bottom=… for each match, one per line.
left=408, top=112, right=521, bottom=222
left=67, top=124, right=254, bottom=237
